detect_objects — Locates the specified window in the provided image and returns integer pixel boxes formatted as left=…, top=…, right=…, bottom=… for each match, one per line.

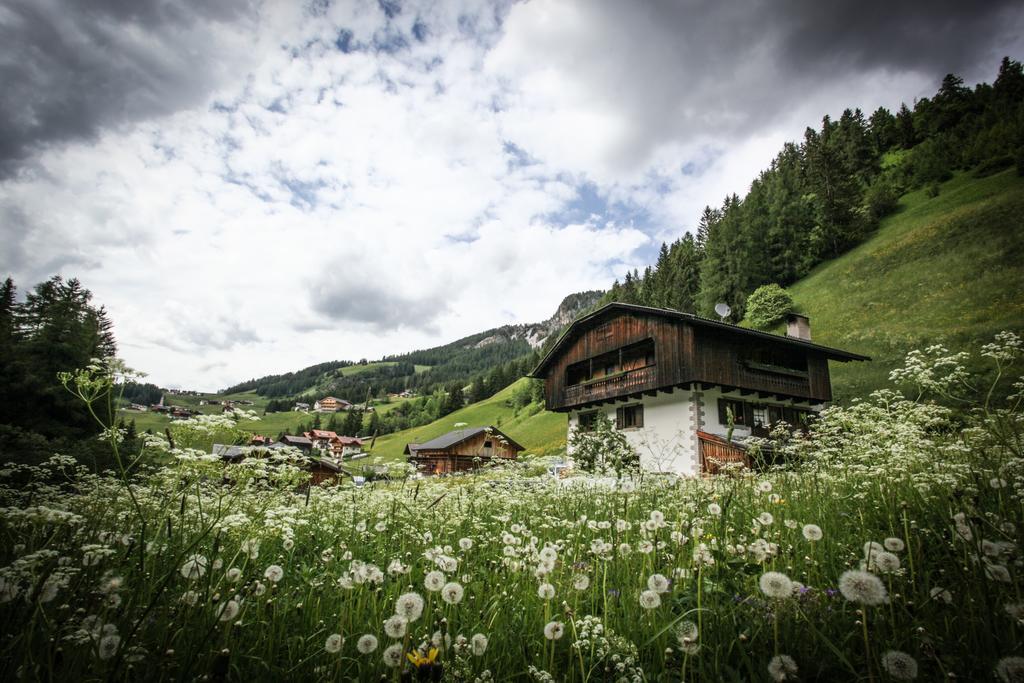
left=616, top=404, right=644, bottom=429
left=752, top=406, right=768, bottom=428
left=718, top=398, right=748, bottom=426
left=577, top=411, right=599, bottom=433
left=483, top=440, right=493, bottom=449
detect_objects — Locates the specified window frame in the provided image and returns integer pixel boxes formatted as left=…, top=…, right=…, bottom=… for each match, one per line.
left=615, top=403, right=644, bottom=430
left=577, top=410, right=600, bottom=433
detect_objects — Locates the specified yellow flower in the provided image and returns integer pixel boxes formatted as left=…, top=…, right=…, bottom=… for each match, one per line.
left=406, top=648, right=440, bottom=667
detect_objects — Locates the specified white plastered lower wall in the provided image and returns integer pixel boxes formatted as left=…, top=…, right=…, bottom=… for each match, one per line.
left=565, top=386, right=825, bottom=477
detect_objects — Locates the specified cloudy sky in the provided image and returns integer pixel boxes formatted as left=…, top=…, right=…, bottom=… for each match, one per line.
left=1, top=0, right=1021, bottom=390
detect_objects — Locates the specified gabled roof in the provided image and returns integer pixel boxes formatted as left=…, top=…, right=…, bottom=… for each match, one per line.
left=212, top=443, right=247, bottom=460
left=530, top=302, right=869, bottom=377
left=307, top=429, right=339, bottom=440
left=403, top=426, right=525, bottom=455
left=280, top=435, right=313, bottom=446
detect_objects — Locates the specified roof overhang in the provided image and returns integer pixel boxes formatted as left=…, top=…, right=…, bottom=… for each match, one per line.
left=529, top=302, right=870, bottom=378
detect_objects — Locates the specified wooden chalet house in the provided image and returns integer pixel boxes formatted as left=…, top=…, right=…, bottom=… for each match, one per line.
left=404, top=426, right=525, bottom=475
left=529, top=303, right=868, bottom=476
left=314, top=397, right=351, bottom=413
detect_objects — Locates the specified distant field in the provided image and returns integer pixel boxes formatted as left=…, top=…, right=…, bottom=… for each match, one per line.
left=368, top=378, right=567, bottom=462
left=336, top=362, right=431, bottom=376
left=768, top=169, right=1024, bottom=400
left=119, top=392, right=416, bottom=438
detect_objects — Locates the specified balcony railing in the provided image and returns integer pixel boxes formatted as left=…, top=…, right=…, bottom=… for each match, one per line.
left=563, top=365, right=658, bottom=406
left=738, top=364, right=809, bottom=394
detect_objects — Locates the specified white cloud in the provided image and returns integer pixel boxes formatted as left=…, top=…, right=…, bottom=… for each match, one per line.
left=1, top=0, right=1019, bottom=389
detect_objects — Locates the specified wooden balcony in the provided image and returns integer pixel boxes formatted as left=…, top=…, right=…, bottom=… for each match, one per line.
left=562, top=365, right=658, bottom=407
left=737, top=363, right=811, bottom=396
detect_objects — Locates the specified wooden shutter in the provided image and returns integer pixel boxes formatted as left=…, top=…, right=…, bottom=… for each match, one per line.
left=634, top=405, right=644, bottom=428
left=616, top=407, right=624, bottom=429
left=718, top=398, right=729, bottom=425
left=742, top=402, right=754, bottom=427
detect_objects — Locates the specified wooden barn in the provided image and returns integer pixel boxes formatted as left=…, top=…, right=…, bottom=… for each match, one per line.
left=529, top=302, right=868, bottom=476
left=404, top=426, right=524, bottom=475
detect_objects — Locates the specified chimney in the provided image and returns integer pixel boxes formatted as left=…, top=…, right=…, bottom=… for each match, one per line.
left=786, top=313, right=811, bottom=341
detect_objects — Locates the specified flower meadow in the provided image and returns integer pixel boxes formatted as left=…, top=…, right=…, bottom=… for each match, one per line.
left=1, top=335, right=1024, bottom=681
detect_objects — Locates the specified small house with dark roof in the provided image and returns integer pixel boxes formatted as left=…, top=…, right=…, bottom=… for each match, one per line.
left=279, top=434, right=313, bottom=452
left=528, top=302, right=869, bottom=476
left=404, top=426, right=525, bottom=476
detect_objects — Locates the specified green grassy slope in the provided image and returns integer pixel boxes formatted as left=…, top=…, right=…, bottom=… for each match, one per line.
left=776, top=169, right=1024, bottom=400
left=118, top=391, right=415, bottom=438
left=368, top=378, right=567, bottom=462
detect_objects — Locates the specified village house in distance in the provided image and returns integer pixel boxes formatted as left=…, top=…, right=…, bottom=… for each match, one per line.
left=314, top=396, right=352, bottom=412
left=404, top=426, right=524, bottom=475
left=529, top=302, right=868, bottom=476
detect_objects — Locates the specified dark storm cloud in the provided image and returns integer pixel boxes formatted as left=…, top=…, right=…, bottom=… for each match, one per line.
left=0, top=0, right=255, bottom=177
left=0, top=204, right=99, bottom=281
left=496, top=0, right=1024, bottom=175
left=308, top=280, right=449, bottom=333
left=773, top=0, right=1024, bottom=76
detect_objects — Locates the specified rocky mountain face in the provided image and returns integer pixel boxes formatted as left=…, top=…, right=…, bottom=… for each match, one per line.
left=469, top=290, right=603, bottom=350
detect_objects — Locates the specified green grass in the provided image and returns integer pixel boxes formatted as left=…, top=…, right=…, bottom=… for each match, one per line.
left=5, top=364, right=1023, bottom=680
left=768, top=169, right=1024, bottom=401
left=368, top=378, right=567, bottom=462
left=336, top=362, right=432, bottom=377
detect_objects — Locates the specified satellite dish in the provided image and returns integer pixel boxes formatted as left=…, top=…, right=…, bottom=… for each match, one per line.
left=714, top=302, right=731, bottom=321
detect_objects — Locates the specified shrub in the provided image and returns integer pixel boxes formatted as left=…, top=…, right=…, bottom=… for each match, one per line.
left=864, top=175, right=900, bottom=220
left=567, top=412, right=638, bottom=477
left=744, top=284, right=795, bottom=330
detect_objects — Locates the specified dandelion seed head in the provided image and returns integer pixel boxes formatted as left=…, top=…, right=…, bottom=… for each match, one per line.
left=767, top=654, right=798, bottom=682
left=324, top=633, right=344, bottom=654
left=759, top=571, right=794, bottom=600
left=356, top=634, right=378, bottom=654
left=395, top=592, right=425, bottom=621
left=441, top=582, right=464, bottom=605
left=880, top=650, right=918, bottom=680
left=382, top=643, right=403, bottom=667
left=647, top=573, right=670, bottom=594
left=471, top=633, right=488, bottom=656
left=639, top=589, right=662, bottom=609
left=884, top=537, right=905, bottom=552
left=838, top=569, right=888, bottom=606
left=543, top=621, right=564, bottom=640
left=424, top=571, right=445, bottom=592
left=383, top=614, right=408, bottom=639
left=263, top=565, right=284, bottom=583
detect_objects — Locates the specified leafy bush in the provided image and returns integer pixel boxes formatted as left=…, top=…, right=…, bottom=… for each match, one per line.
left=744, top=284, right=795, bottom=330
left=863, top=174, right=900, bottom=220
left=566, top=412, right=638, bottom=478
left=973, top=154, right=1015, bottom=178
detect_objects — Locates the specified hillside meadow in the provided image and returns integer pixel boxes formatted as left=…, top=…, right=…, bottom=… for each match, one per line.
left=367, top=378, right=567, bottom=461
left=773, top=168, right=1024, bottom=401
left=1, top=336, right=1022, bottom=681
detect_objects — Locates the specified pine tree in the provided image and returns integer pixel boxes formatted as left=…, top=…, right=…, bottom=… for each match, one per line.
left=342, top=409, right=363, bottom=436
left=896, top=103, right=917, bottom=148
left=695, top=206, right=720, bottom=255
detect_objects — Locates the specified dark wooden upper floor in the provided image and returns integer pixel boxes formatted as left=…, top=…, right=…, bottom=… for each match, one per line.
left=529, top=303, right=868, bottom=412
